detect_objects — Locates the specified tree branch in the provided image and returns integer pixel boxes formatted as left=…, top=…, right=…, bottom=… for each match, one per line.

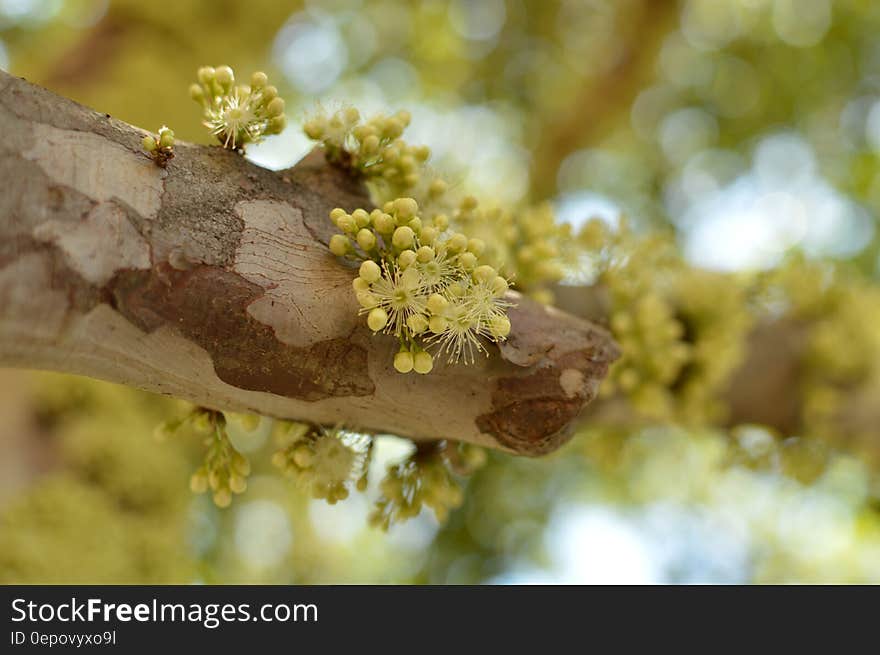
left=0, top=71, right=619, bottom=456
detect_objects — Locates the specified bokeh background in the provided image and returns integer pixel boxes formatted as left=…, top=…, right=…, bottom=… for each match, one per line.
left=2, top=0, right=880, bottom=583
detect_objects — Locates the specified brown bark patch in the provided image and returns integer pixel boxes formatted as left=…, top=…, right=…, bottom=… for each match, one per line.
left=107, top=263, right=373, bottom=401
left=477, top=349, right=614, bottom=456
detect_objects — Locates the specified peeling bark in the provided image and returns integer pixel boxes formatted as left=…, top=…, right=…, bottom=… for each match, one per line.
left=0, top=71, right=619, bottom=456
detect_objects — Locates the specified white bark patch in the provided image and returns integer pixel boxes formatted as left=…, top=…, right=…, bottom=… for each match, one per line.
left=32, top=203, right=151, bottom=285
left=23, top=123, right=163, bottom=219
left=559, top=368, right=585, bottom=398
left=233, top=200, right=357, bottom=348
left=0, top=253, right=68, bottom=342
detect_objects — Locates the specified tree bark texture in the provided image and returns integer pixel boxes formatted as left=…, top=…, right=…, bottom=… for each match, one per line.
left=0, top=71, right=620, bottom=456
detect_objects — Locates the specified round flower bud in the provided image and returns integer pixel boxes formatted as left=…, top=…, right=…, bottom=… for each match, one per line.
left=429, top=315, right=448, bottom=332
left=158, top=128, right=174, bottom=149
left=429, top=179, right=448, bottom=196
left=336, top=214, right=356, bottom=233
left=420, top=227, right=438, bottom=245
left=473, top=265, right=497, bottom=284
left=267, top=97, right=285, bottom=117
left=344, top=106, right=360, bottom=124
left=215, top=65, right=234, bottom=87
left=434, top=214, right=449, bottom=231
left=293, top=444, right=313, bottom=468
left=352, top=208, right=370, bottom=227
left=489, top=316, right=511, bottom=338
left=408, top=217, right=422, bottom=233
left=262, top=85, right=278, bottom=101
left=461, top=195, right=478, bottom=211
left=367, top=308, right=388, bottom=332
left=197, top=66, right=215, bottom=84
left=357, top=229, right=377, bottom=251
left=304, top=118, right=325, bottom=139
left=416, top=246, right=435, bottom=263
left=251, top=71, right=268, bottom=88
left=491, top=276, right=509, bottom=295
left=330, top=208, right=347, bottom=225
left=407, top=314, right=428, bottom=334
left=329, top=234, right=349, bottom=256
left=268, top=115, right=287, bottom=133
left=142, top=135, right=157, bottom=152
left=414, top=145, right=431, bottom=162
left=447, top=233, right=468, bottom=252
left=229, top=474, right=247, bottom=494
left=394, top=198, right=418, bottom=220
left=394, top=350, right=414, bottom=374
left=467, top=238, right=486, bottom=255
left=374, top=212, right=395, bottom=234
left=458, top=252, right=477, bottom=271
left=413, top=351, right=433, bottom=374
left=352, top=277, right=370, bottom=292
left=362, top=134, right=380, bottom=155
left=427, top=293, right=448, bottom=315
left=213, top=489, right=232, bottom=508
left=398, top=249, right=417, bottom=269
left=189, top=84, right=204, bottom=102
left=356, top=291, right=378, bottom=308
left=392, top=226, right=415, bottom=249
left=359, top=260, right=382, bottom=283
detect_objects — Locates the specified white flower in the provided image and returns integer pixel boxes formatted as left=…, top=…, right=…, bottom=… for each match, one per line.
left=364, top=262, right=428, bottom=337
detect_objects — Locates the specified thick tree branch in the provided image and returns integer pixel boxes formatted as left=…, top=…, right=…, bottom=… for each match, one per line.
left=0, top=71, right=619, bottom=456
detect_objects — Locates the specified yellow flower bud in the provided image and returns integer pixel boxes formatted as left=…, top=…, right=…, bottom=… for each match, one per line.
left=142, top=135, right=157, bottom=152
left=491, top=276, right=509, bottom=295
left=357, top=291, right=378, bottom=308
left=429, top=315, right=448, bottom=332
left=215, top=65, right=234, bottom=87
left=427, top=293, right=448, bottom=315
left=251, top=71, right=268, bottom=88
left=489, top=316, right=511, bottom=338
left=447, top=233, right=468, bottom=252
left=420, top=227, right=437, bottom=245
left=352, top=208, right=370, bottom=227
left=357, top=229, right=377, bottom=251
left=394, top=350, right=414, bottom=373
left=367, top=308, right=388, bottom=332
left=467, top=238, right=486, bottom=255
left=267, top=97, right=285, bottom=117
left=407, top=314, right=428, bottom=334
left=413, top=351, right=433, bottom=374
left=394, top=197, right=419, bottom=220
left=398, top=249, right=417, bottom=269
left=392, top=226, right=415, bottom=249
left=352, top=277, right=370, bottom=292
left=458, top=252, right=477, bottom=271
left=359, top=260, right=382, bottom=283
left=336, top=214, right=356, bottom=233
left=213, top=491, right=233, bottom=509
left=374, top=212, right=395, bottom=234
left=473, top=265, right=497, bottom=284
left=417, top=246, right=435, bottom=263
left=329, top=234, right=350, bottom=256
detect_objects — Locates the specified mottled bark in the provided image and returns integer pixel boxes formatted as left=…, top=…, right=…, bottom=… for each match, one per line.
left=0, top=71, right=618, bottom=456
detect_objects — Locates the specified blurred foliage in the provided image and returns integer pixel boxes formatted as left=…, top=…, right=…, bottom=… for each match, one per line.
left=2, top=0, right=880, bottom=583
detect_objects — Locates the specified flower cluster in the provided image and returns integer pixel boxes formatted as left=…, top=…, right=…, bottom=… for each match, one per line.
left=190, top=66, right=286, bottom=150
left=157, top=408, right=251, bottom=508
left=328, top=197, right=512, bottom=372
left=369, top=442, right=474, bottom=530
left=271, top=422, right=371, bottom=504
left=304, top=107, right=429, bottom=193
left=141, top=126, right=175, bottom=167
